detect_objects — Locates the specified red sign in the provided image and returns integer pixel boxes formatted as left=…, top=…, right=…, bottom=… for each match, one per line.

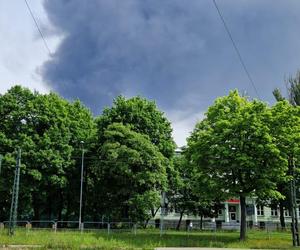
left=226, top=199, right=240, bottom=203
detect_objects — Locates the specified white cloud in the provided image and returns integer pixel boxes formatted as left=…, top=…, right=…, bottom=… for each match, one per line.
left=0, top=0, right=60, bottom=94
left=167, top=109, right=205, bottom=147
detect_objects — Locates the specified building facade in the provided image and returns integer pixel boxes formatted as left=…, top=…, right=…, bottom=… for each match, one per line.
left=156, top=197, right=295, bottom=229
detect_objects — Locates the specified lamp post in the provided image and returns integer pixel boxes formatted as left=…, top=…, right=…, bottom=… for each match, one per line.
left=160, top=191, right=166, bottom=236
left=79, top=141, right=85, bottom=230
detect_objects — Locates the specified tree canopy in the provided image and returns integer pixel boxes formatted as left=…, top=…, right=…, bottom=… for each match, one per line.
left=0, top=86, right=96, bottom=221
left=273, top=70, right=300, bottom=106
left=96, top=96, right=175, bottom=158
left=97, top=123, right=167, bottom=221
left=90, top=95, right=176, bottom=222
left=2, top=85, right=300, bottom=237
left=186, top=90, right=287, bottom=240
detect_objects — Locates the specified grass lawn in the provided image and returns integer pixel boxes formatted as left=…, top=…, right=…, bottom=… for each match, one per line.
left=0, top=229, right=295, bottom=249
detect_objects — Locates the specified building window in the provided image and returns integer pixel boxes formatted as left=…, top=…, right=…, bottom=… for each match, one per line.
left=229, top=206, right=236, bottom=212
left=218, top=209, right=222, bottom=215
left=256, top=205, right=264, bottom=216
left=271, top=206, right=278, bottom=216
left=284, top=209, right=291, bottom=217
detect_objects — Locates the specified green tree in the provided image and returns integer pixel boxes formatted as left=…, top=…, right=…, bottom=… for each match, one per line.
left=273, top=70, right=300, bottom=106
left=269, top=101, right=300, bottom=229
left=62, top=100, right=96, bottom=221
left=94, top=95, right=175, bottom=221
left=97, top=96, right=175, bottom=158
left=187, top=90, right=287, bottom=240
left=168, top=152, right=224, bottom=230
left=0, top=86, right=96, bottom=221
left=97, top=123, right=167, bottom=222
left=167, top=153, right=196, bottom=230
left=272, top=71, right=300, bottom=229
left=0, top=86, right=36, bottom=220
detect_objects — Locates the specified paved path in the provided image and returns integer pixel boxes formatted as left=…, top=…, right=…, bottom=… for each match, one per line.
left=155, top=248, right=265, bottom=250
left=0, top=246, right=41, bottom=249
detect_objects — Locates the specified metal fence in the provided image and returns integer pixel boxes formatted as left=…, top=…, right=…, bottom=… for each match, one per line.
left=0, top=220, right=136, bottom=234
left=0, top=220, right=294, bottom=235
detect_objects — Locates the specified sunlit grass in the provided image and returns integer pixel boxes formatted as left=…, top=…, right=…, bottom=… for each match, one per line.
left=0, top=228, right=295, bottom=249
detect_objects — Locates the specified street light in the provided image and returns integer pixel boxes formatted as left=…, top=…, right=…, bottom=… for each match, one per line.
left=79, top=141, right=85, bottom=230
left=160, top=191, right=166, bottom=236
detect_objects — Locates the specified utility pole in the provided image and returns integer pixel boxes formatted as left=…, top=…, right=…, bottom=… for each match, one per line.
left=290, top=158, right=299, bottom=246
left=9, top=148, right=21, bottom=236
left=160, top=191, right=166, bottom=236
left=0, top=154, right=3, bottom=175
left=79, top=141, right=85, bottom=230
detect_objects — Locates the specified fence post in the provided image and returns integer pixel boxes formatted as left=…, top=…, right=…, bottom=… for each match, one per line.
left=107, top=223, right=110, bottom=235
left=0, top=223, right=4, bottom=231
left=133, top=224, right=137, bottom=235
left=26, top=222, right=31, bottom=234
left=53, top=222, right=57, bottom=233
left=80, top=222, right=84, bottom=234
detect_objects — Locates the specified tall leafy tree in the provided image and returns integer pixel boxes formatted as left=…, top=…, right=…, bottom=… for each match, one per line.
left=97, top=123, right=167, bottom=222
left=62, top=100, right=96, bottom=221
left=0, top=86, right=96, bottom=221
left=94, top=96, right=175, bottom=221
left=168, top=152, right=224, bottom=230
left=269, top=101, right=300, bottom=229
left=167, top=153, right=196, bottom=230
left=97, top=96, right=175, bottom=158
left=272, top=71, right=300, bottom=228
left=187, top=90, right=287, bottom=240
left=0, top=86, right=36, bottom=220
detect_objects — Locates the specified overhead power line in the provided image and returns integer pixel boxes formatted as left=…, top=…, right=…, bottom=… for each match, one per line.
left=212, top=0, right=260, bottom=99
left=23, top=0, right=52, bottom=55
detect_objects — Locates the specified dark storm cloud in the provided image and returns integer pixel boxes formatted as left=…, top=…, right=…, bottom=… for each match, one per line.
left=41, top=0, right=300, bottom=115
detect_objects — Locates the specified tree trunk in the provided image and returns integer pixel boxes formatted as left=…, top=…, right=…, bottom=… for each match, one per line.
left=57, top=189, right=64, bottom=221
left=32, top=193, right=40, bottom=221
left=240, top=195, right=247, bottom=241
left=279, top=200, right=285, bottom=230
left=144, top=207, right=159, bottom=228
left=82, top=163, right=88, bottom=222
left=200, top=215, right=203, bottom=230
left=47, top=187, right=52, bottom=220
left=176, top=211, right=184, bottom=231
left=64, top=192, right=71, bottom=221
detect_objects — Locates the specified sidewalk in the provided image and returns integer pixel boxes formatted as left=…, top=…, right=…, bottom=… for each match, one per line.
left=155, top=248, right=267, bottom=250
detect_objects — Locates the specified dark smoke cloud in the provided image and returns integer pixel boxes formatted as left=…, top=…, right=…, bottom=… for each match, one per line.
left=41, top=0, right=300, bottom=116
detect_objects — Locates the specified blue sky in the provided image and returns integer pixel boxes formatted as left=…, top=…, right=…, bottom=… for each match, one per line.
left=1, top=0, right=300, bottom=146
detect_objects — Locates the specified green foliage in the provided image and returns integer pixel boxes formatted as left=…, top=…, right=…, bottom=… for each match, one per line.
left=97, top=96, right=175, bottom=158
left=97, top=123, right=167, bottom=222
left=168, top=152, right=224, bottom=229
left=271, top=101, right=300, bottom=165
left=2, top=85, right=299, bottom=231
left=266, top=101, right=300, bottom=227
left=188, top=90, right=287, bottom=198
left=273, top=70, right=300, bottom=106
left=0, top=86, right=96, bottom=221
left=93, top=95, right=175, bottom=222
left=272, top=71, right=300, bottom=228
left=186, top=90, right=288, bottom=239
left=273, top=88, right=285, bottom=102
left=287, top=71, right=300, bottom=106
